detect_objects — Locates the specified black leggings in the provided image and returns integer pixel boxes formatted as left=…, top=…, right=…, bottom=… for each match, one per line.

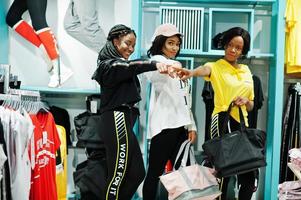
left=143, top=127, right=187, bottom=200
left=210, top=111, right=256, bottom=200
left=99, top=107, right=145, bottom=200
left=6, top=0, right=48, bottom=31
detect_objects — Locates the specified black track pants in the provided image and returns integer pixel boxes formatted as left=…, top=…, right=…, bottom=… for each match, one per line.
left=100, top=107, right=145, bottom=200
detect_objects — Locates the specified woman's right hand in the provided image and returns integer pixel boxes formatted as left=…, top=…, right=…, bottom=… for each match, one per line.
left=156, top=62, right=169, bottom=74
left=171, top=67, right=193, bottom=80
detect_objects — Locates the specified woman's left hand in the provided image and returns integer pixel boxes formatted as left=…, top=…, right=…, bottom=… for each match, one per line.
left=188, top=130, right=197, bottom=144
left=233, top=96, right=249, bottom=106
left=233, top=96, right=254, bottom=111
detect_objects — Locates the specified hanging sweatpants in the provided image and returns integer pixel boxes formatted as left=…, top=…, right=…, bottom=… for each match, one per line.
left=210, top=112, right=256, bottom=200
left=99, top=106, right=145, bottom=200
left=63, top=0, right=106, bottom=52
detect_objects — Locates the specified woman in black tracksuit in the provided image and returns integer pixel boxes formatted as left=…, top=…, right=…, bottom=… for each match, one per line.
left=92, top=24, right=169, bottom=200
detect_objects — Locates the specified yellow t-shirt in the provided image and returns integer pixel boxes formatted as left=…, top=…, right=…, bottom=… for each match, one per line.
left=204, top=59, right=254, bottom=126
left=55, top=125, right=67, bottom=200
left=285, top=0, right=301, bottom=73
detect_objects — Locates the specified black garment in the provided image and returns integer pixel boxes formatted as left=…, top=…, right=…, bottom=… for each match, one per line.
left=210, top=112, right=255, bottom=200
left=49, top=106, right=71, bottom=146
left=92, top=41, right=157, bottom=113
left=201, top=81, right=214, bottom=141
left=74, top=151, right=107, bottom=200
left=248, top=75, right=264, bottom=128
left=99, top=106, right=145, bottom=200
left=142, top=127, right=187, bottom=200
left=280, top=84, right=301, bottom=182
left=74, top=111, right=104, bottom=149
left=6, top=0, right=48, bottom=31
left=0, top=120, right=12, bottom=200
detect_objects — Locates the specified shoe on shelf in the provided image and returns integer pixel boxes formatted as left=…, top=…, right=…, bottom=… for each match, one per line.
left=60, top=67, right=74, bottom=85
left=47, top=58, right=73, bottom=88
left=47, top=67, right=73, bottom=88
left=48, top=74, right=60, bottom=88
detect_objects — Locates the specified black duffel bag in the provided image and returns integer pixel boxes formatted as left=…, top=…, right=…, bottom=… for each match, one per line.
left=74, top=111, right=104, bottom=149
left=73, top=151, right=107, bottom=200
left=202, top=104, right=266, bottom=178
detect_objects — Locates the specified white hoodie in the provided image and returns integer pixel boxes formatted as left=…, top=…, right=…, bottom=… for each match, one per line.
left=144, top=55, right=197, bottom=139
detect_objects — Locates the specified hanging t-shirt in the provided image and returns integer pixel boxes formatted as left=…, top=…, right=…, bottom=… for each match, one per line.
left=49, top=106, right=71, bottom=146
left=285, top=0, right=301, bottom=74
left=10, top=110, right=34, bottom=200
left=55, top=125, right=67, bottom=200
left=29, top=112, right=61, bottom=200
left=0, top=113, right=12, bottom=200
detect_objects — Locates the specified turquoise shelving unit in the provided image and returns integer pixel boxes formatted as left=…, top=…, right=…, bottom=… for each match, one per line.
left=0, top=0, right=8, bottom=64
left=133, top=0, right=285, bottom=200
left=208, top=8, right=254, bottom=54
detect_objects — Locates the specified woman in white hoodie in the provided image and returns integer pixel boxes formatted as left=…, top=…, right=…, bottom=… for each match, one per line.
left=142, top=23, right=197, bottom=200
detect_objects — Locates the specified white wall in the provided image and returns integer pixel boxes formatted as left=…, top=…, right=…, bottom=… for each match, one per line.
left=6, top=0, right=133, bottom=194
left=7, top=0, right=132, bottom=89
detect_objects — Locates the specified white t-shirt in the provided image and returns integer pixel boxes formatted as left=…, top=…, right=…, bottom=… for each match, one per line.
left=144, top=55, right=197, bottom=139
left=0, top=108, right=33, bottom=200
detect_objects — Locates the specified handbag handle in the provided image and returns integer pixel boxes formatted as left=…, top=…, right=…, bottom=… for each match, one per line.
left=173, top=140, right=196, bottom=170
left=221, top=104, right=247, bottom=135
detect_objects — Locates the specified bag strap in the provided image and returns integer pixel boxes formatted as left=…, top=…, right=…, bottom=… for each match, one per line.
left=174, top=140, right=190, bottom=168
left=181, top=142, right=196, bottom=167
left=173, top=140, right=196, bottom=170
left=221, top=103, right=247, bottom=135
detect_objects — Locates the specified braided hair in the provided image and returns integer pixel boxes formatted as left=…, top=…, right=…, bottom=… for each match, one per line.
left=107, top=24, right=136, bottom=41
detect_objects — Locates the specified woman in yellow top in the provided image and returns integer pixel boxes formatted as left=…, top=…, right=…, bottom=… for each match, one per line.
left=173, top=27, right=255, bottom=200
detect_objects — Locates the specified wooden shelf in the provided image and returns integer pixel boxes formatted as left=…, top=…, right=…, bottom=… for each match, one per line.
left=288, top=162, right=301, bottom=180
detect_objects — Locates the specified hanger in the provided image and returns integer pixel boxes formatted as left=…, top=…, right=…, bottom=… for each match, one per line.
left=294, top=82, right=301, bottom=95
left=0, top=89, right=49, bottom=114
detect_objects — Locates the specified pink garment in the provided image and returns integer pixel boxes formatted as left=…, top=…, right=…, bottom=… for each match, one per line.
left=278, top=181, right=301, bottom=200
left=160, top=164, right=221, bottom=200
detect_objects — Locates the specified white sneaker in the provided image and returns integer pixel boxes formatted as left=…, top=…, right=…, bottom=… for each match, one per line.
left=47, top=67, right=74, bottom=88
left=48, top=74, right=60, bottom=88
left=60, top=67, right=74, bottom=85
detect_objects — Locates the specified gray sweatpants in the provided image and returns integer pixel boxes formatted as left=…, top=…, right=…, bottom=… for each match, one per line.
left=63, top=0, right=106, bottom=53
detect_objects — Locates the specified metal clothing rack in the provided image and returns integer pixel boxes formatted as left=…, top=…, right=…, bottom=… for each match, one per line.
left=0, top=64, right=11, bottom=94
left=0, top=65, right=46, bottom=113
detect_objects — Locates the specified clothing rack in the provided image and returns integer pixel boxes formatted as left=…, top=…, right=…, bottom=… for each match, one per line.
left=0, top=88, right=47, bottom=114
left=284, top=78, right=301, bottom=84
left=0, top=93, right=19, bottom=101
left=8, top=88, right=41, bottom=101
left=0, top=64, right=11, bottom=94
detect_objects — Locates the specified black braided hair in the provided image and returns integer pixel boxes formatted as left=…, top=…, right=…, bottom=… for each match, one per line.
left=107, top=24, right=136, bottom=41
